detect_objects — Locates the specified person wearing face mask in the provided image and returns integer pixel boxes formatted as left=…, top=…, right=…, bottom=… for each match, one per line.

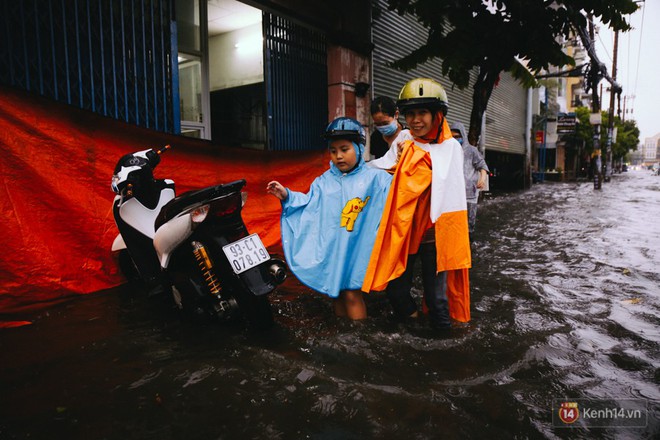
left=364, top=78, right=472, bottom=329
left=369, top=96, right=405, bottom=159
left=450, top=121, right=489, bottom=235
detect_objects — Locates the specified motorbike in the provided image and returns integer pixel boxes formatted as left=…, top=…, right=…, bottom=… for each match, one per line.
left=110, top=145, right=286, bottom=329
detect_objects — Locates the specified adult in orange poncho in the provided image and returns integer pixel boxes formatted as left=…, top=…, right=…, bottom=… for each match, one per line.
left=364, top=78, right=471, bottom=328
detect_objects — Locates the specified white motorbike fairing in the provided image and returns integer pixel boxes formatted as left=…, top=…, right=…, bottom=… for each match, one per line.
left=118, top=188, right=175, bottom=239
left=111, top=234, right=127, bottom=251
left=153, top=212, right=194, bottom=269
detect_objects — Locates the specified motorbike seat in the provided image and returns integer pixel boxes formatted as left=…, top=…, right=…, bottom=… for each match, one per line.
left=155, top=179, right=246, bottom=229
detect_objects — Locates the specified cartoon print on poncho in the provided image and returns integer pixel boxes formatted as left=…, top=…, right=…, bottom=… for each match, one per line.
left=280, top=142, right=392, bottom=298
left=341, top=196, right=370, bottom=232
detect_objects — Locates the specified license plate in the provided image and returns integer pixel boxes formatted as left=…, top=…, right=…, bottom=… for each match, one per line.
left=222, top=233, right=270, bottom=274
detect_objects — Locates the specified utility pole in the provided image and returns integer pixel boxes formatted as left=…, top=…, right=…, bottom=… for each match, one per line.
left=622, top=94, right=635, bottom=122
left=588, top=17, right=603, bottom=190
left=605, top=30, right=619, bottom=182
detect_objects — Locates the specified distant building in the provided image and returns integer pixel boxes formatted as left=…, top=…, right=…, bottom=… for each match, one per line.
left=531, top=34, right=588, bottom=182
left=642, top=133, right=660, bottom=167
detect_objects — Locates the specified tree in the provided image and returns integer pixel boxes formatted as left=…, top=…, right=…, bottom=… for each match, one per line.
left=574, top=106, right=639, bottom=160
left=608, top=117, right=640, bottom=162
left=385, top=0, right=638, bottom=145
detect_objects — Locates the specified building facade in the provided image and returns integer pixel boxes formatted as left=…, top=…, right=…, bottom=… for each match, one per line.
left=531, top=36, right=589, bottom=182
left=1, top=0, right=535, bottom=189
left=642, top=133, right=660, bottom=167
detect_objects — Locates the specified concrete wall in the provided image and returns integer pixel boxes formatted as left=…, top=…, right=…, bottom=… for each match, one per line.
left=326, top=44, right=371, bottom=135
left=209, top=23, right=264, bottom=92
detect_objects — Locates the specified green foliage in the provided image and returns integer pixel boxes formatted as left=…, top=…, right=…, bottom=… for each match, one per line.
left=611, top=117, right=640, bottom=160
left=575, top=106, right=594, bottom=151
left=387, top=0, right=638, bottom=89
left=572, top=106, right=640, bottom=159
left=385, top=0, right=639, bottom=143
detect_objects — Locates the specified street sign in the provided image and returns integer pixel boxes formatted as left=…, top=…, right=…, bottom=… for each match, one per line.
left=535, top=130, right=544, bottom=144
left=557, top=113, right=577, bottom=133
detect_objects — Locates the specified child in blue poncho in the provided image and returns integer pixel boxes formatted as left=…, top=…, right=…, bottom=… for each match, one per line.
left=267, top=117, right=392, bottom=320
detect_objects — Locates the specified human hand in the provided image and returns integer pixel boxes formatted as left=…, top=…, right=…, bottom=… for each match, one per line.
left=266, top=181, right=288, bottom=200
left=396, top=141, right=406, bottom=163
left=476, top=170, right=487, bottom=189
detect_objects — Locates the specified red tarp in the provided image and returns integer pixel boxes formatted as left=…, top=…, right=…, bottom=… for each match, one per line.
left=0, top=86, right=328, bottom=312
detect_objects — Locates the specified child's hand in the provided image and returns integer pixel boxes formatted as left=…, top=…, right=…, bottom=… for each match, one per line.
left=396, top=140, right=406, bottom=163
left=266, top=181, right=288, bottom=201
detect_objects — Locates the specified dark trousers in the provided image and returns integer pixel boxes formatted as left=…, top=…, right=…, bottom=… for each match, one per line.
left=386, top=242, right=450, bottom=328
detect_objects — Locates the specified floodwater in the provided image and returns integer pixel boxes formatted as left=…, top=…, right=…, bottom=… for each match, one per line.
left=1, top=170, right=659, bottom=439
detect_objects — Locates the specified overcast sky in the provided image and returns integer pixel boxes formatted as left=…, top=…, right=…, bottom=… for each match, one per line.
left=595, top=1, right=659, bottom=143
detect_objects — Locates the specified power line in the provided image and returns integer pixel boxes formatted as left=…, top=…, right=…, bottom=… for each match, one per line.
left=633, top=1, right=645, bottom=98
left=626, top=28, right=631, bottom=91
left=597, top=32, right=613, bottom=63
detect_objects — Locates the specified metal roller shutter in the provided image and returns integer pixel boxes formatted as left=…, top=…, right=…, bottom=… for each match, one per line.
left=371, top=0, right=472, bottom=130
left=371, top=0, right=526, bottom=155
left=485, top=72, right=527, bottom=154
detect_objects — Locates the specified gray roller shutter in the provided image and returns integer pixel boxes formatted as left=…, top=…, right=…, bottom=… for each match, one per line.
left=484, top=72, right=527, bottom=154
left=371, top=0, right=527, bottom=155
left=371, top=0, right=472, bottom=131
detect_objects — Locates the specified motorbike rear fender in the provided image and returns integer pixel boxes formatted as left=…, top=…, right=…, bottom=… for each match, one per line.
left=238, top=262, right=281, bottom=296
left=167, top=233, right=275, bottom=297
left=204, top=232, right=283, bottom=297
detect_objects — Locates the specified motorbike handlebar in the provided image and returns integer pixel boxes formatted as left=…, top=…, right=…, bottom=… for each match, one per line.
left=156, top=144, right=171, bottom=155
left=146, top=145, right=170, bottom=168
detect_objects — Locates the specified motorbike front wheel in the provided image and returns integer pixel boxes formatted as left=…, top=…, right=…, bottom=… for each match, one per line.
left=117, top=249, right=141, bottom=282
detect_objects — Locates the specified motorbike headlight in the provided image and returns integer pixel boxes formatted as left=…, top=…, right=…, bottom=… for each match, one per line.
left=111, top=175, right=120, bottom=193
left=191, top=204, right=210, bottom=224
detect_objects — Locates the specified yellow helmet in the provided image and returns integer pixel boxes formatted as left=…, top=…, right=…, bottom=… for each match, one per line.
left=397, top=78, right=449, bottom=115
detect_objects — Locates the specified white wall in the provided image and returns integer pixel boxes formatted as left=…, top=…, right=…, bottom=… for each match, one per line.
left=209, top=23, right=264, bottom=91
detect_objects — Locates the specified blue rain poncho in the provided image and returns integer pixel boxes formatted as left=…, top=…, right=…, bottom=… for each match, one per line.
left=280, top=142, right=392, bottom=298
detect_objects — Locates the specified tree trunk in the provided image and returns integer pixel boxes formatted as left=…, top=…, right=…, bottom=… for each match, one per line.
left=467, top=66, right=500, bottom=146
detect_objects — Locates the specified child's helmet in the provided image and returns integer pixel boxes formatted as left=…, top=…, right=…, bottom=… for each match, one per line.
left=397, top=78, right=449, bottom=116
left=323, top=117, right=366, bottom=145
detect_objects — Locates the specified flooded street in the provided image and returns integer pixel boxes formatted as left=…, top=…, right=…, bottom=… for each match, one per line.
left=1, top=170, right=659, bottom=439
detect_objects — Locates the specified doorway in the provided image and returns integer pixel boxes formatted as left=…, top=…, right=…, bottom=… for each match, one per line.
left=207, top=0, right=265, bottom=148
left=175, top=0, right=327, bottom=150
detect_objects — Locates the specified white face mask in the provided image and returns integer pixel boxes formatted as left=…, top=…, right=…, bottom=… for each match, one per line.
left=376, top=119, right=398, bottom=136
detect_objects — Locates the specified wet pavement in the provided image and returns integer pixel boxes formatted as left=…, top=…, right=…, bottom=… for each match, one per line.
left=1, top=170, right=659, bottom=439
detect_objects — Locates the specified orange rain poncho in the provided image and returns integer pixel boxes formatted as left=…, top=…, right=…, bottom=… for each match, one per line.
left=362, top=120, right=472, bottom=322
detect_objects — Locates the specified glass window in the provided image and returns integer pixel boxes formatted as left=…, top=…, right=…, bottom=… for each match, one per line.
left=178, top=54, right=202, bottom=123
left=176, top=0, right=201, bottom=52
